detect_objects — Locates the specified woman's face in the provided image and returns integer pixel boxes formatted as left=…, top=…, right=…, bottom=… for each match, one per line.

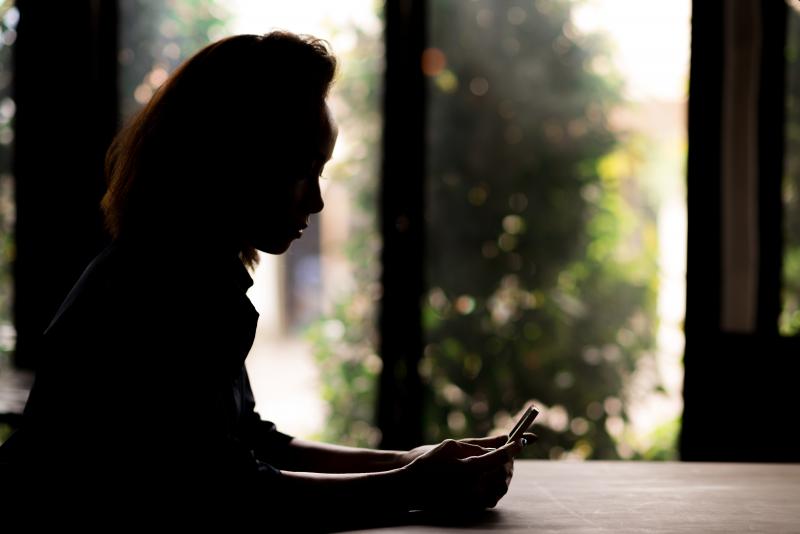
left=246, top=102, right=338, bottom=255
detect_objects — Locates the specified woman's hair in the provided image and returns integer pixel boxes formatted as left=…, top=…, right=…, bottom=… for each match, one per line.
left=101, top=31, right=337, bottom=269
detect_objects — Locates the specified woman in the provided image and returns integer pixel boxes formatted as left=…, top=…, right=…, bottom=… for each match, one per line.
left=0, top=31, right=533, bottom=523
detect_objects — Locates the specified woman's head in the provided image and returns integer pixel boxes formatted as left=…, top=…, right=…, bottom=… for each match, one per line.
left=101, top=31, right=338, bottom=268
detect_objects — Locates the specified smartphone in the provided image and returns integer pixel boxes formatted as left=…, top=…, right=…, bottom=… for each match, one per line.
left=506, top=405, right=539, bottom=444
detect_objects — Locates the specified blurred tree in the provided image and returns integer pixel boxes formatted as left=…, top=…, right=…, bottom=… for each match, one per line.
left=306, top=12, right=384, bottom=448
left=119, top=0, right=229, bottom=119
left=422, top=0, right=661, bottom=459
left=781, top=5, right=800, bottom=335
left=0, top=1, right=15, bottom=346
left=0, top=1, right=17, bottom=444
left=114, top=0, right=670, bottom=460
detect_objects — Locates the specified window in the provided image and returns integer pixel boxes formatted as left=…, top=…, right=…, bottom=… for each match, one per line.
left=422, top=0, right=689, bottom=459
left=119, top=0, right=383, bottom=443
left=2, top=0, right=692, bottom=460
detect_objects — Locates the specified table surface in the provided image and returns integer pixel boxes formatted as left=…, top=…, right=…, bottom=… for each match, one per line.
left=337, top=460, right=800, bottom=534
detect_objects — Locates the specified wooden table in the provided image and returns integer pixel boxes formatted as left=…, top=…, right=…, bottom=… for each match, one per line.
left=337, top=460, right=800, bottom=533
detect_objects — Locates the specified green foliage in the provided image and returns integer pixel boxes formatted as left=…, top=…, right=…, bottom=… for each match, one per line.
left=422, top=0, right=662, bottom=459
left=0, top=421, right=10, bottom=443
left=304, top=0, right=675, bottom=460
left=119, top=0, right=230, bottom=119
left=112, top=0, right=672, bottom=461
left=639, top=416, right=680, bottom=461
left=0, top=3, right=17, bottom=362
left=305, top=12, right=384, bottom=447
left=781, top=7, right=800, bottom=335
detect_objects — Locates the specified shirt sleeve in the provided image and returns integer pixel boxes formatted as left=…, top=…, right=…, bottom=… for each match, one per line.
left=22, top=261, right=291, bottom=490
left=236, top=365, right=296, bottom=468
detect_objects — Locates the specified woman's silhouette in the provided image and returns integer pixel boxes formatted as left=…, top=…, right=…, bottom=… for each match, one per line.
left=0, top=31, right=532, bottom=523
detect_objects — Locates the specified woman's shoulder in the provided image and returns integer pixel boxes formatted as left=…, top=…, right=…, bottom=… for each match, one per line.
left=45, top=236, right=256, bottom=338
left=44, top=239, right=171, bottom=333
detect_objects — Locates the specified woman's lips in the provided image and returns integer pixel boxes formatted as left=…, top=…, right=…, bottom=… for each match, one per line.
left=290, top=217, right=310, bottom=239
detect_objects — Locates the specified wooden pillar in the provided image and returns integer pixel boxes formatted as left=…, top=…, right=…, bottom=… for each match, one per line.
left=682, top=0, right=796, bottom=462
left=377, top=0, right=426, bottom=450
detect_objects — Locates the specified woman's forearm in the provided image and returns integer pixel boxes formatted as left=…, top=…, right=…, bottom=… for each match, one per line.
left=273, top=465, right=412, bottom=526
left=277, top=437, right=407, bottom=473
left=262, top=437, right=521, bottom=526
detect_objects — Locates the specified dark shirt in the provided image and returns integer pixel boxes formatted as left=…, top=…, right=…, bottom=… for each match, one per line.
left=0, top=236, right=295, bottom=509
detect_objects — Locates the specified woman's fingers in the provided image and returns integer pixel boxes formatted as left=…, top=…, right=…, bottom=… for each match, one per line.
left=458, top=434, right=508, bottom=448
left=522, top=431, right=538, bottom=443
left=505, top=456, right=515, bottom=487
left=462, top=439, right=522, bottom=472
left=409, top=437, right=523, bottom=512
left=476, top=467, right=511, bottom=508
left=459, top=431, right=539, bottom=449
left=438, top=438, right=491, bottom=460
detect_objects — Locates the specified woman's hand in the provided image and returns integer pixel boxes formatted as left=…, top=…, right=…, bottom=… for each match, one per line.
left=400, top=438, right=524, bottom=512
left=397, top=443, right=437, bottom=466
left=397, top=432, right=538, bottom=467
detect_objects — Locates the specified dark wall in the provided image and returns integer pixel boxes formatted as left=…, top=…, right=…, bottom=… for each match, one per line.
left=12, top=0, right=116, bottom=370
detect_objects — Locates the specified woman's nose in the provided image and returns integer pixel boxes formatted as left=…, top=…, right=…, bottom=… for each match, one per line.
left=307, top=180, right=324, bottom=214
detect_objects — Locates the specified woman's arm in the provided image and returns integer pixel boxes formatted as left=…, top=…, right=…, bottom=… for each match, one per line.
left=268, top=438, right=523, bottom=527
left=275, top=433, right=536, bottom=474
left=276, top=437, right=407, bottom=473
left=273, top=466, right=412, bottom=527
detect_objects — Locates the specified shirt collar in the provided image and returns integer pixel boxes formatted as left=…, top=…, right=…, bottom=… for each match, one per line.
left=230, top=255, right=254, bottom=292
left=112, top=235, right=254, bottom=292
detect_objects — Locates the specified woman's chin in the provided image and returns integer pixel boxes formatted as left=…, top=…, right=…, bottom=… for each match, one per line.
left=253, top=237, right=294, bottom=255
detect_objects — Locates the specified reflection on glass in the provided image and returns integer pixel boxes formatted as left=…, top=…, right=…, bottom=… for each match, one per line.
left=119, top=0, right=383, bottom=444
left=424, top=0, right=688, bottom=460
